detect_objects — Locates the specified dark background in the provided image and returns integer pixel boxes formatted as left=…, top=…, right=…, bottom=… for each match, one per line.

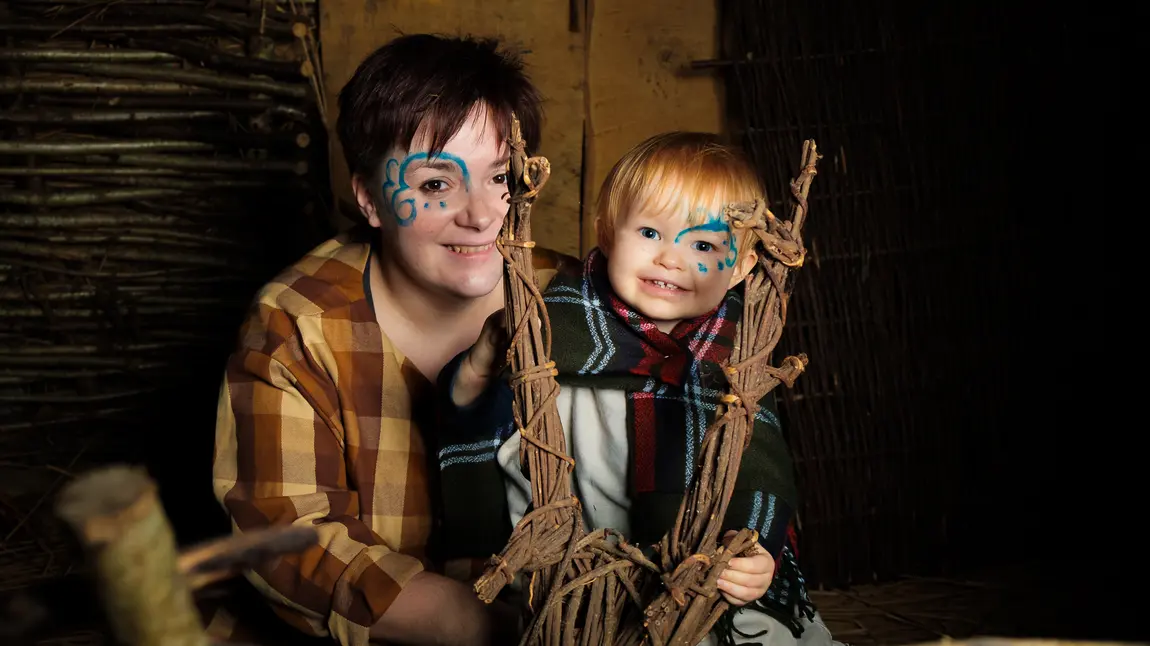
left=1, top=0, right=1135, bottom=642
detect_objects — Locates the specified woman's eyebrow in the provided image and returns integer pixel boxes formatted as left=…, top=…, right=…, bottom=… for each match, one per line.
left=410, top=159, right=461, bottom=173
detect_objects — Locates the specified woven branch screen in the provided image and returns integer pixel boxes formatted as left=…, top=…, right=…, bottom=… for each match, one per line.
left=0, top=0, right=330, bottom=597
left=713, top=0, right=1034, bottom=587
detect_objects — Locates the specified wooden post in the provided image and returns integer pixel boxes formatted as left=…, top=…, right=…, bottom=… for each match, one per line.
left=55, top=465, right=210, bottom=646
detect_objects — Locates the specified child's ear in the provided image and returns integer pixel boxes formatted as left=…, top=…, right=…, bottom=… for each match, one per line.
left=728, top=248, right=758, bottom=288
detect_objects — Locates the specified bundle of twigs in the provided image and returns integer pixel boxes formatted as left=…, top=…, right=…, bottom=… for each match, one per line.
left=638, top=146, right=818, bottom=644
left=481, top=114, right=820, bottom=645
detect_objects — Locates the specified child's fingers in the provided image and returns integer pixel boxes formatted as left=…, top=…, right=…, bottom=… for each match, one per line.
left=723, top=531, right=768, bottom=557
left=719, top=567, right=770, bottom=590
left=717, top=578, right=759, bottom=605
left=727, top=553, right=775, bottom=576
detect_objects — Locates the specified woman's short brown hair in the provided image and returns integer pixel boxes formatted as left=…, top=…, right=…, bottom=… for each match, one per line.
left=337, top=34, right=543, bottom=179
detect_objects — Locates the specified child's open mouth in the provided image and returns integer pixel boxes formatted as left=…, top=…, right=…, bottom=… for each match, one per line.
left=642, top=278, right=687, bottom=293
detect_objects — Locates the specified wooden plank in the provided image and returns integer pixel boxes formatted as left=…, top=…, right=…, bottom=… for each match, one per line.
left=319, top=0, right=585, bottom=257
left=581, top=0, right=725, bottom=255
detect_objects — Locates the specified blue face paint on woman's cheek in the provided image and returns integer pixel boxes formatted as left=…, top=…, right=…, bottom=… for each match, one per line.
left=380, top=151, right=475, bottom=227
left=433, top=151, right=472, bottom=190
left=381, top=157, right=417, bottom=226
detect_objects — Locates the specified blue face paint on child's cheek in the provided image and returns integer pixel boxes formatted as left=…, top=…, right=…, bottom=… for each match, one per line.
left=697, top=263, right=708, bottom=274
left=674, top=215, right=729, bottom=244
left=723, top=229, right=738, bottom=268
left=424, top=202, right=429, bottom=209
left=439, top=201, right=447, bottom=208
left=676, top=209, right=740, bottom=271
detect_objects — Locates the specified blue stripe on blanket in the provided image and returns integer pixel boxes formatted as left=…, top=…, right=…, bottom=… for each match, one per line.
left=437, top=422, right=514, bottom=470
left=440, top=452, right=498, bottom=469
left=761, top=493, right=777, bottom=539
left=747, top=490, right=764, bottom=531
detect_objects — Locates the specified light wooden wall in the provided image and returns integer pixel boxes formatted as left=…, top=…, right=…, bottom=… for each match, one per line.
left=320, top=0, right=724, bottom=258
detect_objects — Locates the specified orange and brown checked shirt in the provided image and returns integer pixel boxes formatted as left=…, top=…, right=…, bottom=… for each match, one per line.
left=213, top=231, right=433, bottom=646
left=212, top=229, right=575, bottom=645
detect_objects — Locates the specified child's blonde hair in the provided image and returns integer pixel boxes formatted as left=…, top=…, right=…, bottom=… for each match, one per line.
left=595, top=132, right=765, bottom=262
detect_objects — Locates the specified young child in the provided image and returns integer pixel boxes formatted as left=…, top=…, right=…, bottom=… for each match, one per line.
left=433, top=132, right=837, bottom=646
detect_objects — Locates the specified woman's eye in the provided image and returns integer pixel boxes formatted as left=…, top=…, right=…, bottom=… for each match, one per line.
left=639, top=227, right=660, bottom=240
left=422, top=179, right=447, bottom=192
left=692, top=241, right=715, bottom=253
left=493, top=172, right=509, bottom=185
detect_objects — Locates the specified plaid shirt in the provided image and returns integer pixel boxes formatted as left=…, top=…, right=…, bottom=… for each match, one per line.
left=212, top=231, right=432, bottom=646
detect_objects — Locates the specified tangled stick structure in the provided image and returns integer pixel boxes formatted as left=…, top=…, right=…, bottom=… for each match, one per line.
left=480, top=115, right=821, bottom=646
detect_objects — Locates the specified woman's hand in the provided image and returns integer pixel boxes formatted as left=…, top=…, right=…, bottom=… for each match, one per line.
left=451, top=309, right=508, bottom=407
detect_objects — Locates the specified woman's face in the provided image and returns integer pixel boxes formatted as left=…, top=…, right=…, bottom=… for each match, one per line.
left=357, top=104, right=511, bottom=302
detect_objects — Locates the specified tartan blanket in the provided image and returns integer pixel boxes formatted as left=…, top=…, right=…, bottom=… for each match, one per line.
left=433, top=248, right=816, bottom=638
left=543, top=248, right=800, bottom=558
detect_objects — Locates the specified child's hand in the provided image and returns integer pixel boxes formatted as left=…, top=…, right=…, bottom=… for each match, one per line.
left=452, top=309, right=508, bottom=407
left=717, top=530, right=775, bottom=606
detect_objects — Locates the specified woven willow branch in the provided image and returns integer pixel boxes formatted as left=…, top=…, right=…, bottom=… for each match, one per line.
left=480, top=117, right=821, bottom=646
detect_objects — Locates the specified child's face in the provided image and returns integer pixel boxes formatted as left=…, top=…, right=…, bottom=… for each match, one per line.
left=606, top=204, right=752, bottom=333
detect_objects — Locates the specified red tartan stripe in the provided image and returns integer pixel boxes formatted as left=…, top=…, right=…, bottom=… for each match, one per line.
left=787, top=521, right=800, bottom=558
left=631, top=390, right=657, bottom=493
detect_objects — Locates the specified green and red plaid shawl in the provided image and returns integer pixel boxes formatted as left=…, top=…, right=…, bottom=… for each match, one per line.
left=544, top=249, right=800, bottom=559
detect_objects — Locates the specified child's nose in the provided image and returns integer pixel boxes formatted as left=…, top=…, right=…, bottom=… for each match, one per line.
left=655, top=245, right=684, bottom=270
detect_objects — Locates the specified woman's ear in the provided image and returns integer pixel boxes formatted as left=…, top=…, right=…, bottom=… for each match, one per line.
left=728, top=248, right=758, bottom=288
left=352, top=173, right=382, bottom=228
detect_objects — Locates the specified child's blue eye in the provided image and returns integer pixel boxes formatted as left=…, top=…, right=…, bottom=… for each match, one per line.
left=692, top=241, right=715, bottom=253
left=639, top=227, right=661, bottom=240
